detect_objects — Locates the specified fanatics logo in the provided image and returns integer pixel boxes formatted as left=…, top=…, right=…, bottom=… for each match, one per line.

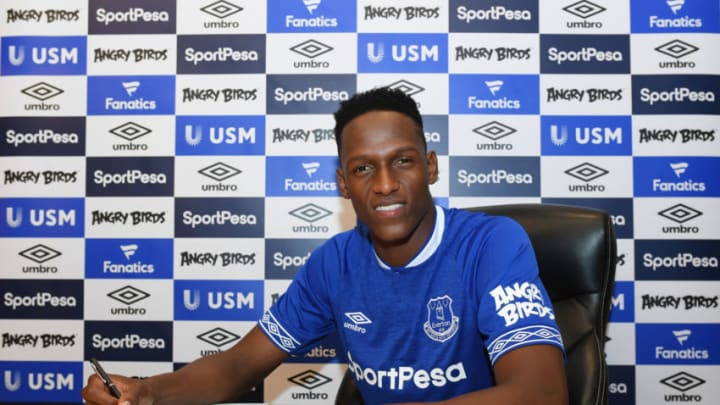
left=642, top=325, right=713, bottom=364
left=673, top=329, right=691, bottom=345
left=88, top=75, right=174, bottom=115
left=670, top=161, right=687, bottom=177
left=667, top=0, right=685, bottom=15
left=123, top=81, right=140, bottom=96
left=302, top=161, right=320, bottom=177
left=303, top=0, right=321, bottom=15
left=485, top=80, right=503, bottom=96
left=120, top=244, right=138, bottom=259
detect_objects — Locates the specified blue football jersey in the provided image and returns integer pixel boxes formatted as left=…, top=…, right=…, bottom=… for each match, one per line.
left=259, top=206, right=564, bottom=404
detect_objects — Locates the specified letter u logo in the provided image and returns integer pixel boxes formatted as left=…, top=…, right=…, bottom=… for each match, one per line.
left=367, top=43, right=384, bottom=63
left=8, top=45, right=25, bottom=65
left=4, top=370, right=21, bottom=392
left=184, top=125, right=202, bottom=146
left=6, top=207, right=23, bottom=228
left=550, top=125, right=567, bottom=146
left=184, top=289, right=201, bottom=310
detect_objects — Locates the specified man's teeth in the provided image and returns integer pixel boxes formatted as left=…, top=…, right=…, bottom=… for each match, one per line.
left=377, top=204, right=402, bottom=212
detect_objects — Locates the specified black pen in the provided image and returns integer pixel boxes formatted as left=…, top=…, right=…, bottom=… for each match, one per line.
left=90, top=358, right=122, bottom=398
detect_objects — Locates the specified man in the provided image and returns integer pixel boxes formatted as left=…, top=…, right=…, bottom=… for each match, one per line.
left=83, top=87, right=567, bottom=405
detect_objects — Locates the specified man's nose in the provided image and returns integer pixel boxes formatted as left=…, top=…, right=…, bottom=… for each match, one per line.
left=374, top=167, right=399, bottom=195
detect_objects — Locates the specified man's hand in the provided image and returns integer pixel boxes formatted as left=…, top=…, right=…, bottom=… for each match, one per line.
left=80, top=327, right=288, bottom=405
left=83, top=372, right=154, bottom=405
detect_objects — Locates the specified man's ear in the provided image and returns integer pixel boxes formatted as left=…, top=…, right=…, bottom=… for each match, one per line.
left=336, top=168, right=350, bottom=199
left=426, top=151, right=439, bottom=185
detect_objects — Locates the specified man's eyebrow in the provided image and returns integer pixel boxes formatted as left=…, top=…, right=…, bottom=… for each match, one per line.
left=344, top=146, right=421, bottom=163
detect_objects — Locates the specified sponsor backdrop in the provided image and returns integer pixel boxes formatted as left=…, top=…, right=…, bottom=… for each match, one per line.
left=0, top=0, right=718, bottom=404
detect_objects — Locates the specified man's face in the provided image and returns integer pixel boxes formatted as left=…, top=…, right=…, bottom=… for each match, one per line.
left=336, top=110, right=438, bottom=249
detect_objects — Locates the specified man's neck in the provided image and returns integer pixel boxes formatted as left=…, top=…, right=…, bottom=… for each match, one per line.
left=372, top=205, right=439, bottom=268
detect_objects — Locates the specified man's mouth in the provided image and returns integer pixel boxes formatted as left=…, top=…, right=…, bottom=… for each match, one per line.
left=376, top=203, right=403, bottom=212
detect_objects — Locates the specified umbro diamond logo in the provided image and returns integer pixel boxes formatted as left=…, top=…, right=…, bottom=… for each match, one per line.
left=563, top=1, right=606, bottom=19
left=344, top=311, right=371, bottom=334
left=565, top=162, right=609, bottom=182
left=201, top=1, right=243, bottom=19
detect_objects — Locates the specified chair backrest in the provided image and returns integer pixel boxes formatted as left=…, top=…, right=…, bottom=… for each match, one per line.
left=469, top=203, right=616, bottom=405
left=335, top=203, right=617, bottom=405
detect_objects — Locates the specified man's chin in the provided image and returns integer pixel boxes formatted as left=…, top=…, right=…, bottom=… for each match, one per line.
left=369, top=228, right=413, bottom=248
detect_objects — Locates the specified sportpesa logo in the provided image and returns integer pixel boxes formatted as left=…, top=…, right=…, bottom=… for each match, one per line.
left=184, top=47, right=259, bottom=65
left=635, top=240, right=719, bottom=280
left=182, top=210, right=257, bottom=228
left=95, top=8, right=170, bottom=26
left=643, top=252, right=718, bottom=271
left=456, top=6, right=532, bottom=22
left=640, top=88, right=715, bottom=106
left=175, top=198, right=263, bottom=237
left=92, top=333, right=166, bottom=351
left=457, top=169, right=533, bottom=186
left=93, top=169, right=167, bottom=188
left=547, top=47, right=623, bottom=65
left=450, top=156, right=539, bottom=196
left=267, top=75, right=355, bottom=113
left=5, top=129, right=79, bottom=147
left=4, top=291, right=77, bottom=311
left=346, top=351, right=467, bottom=391
left=177, top=35, right=265, bottom=74
left=273, top=87, right=349, bottom=105
left=632, top=75, right=719, bottom=114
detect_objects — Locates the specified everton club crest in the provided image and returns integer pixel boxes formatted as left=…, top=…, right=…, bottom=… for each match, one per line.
left=423, top=295, right=459, bottom=342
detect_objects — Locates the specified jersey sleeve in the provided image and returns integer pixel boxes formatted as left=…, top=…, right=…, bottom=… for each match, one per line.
left=473, top=216, right=564, bottom=365
left=258, top=240, right=338, bottom=355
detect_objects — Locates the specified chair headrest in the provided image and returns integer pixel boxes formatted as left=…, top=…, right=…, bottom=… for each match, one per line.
left=466, top=203, right=616, bottom=303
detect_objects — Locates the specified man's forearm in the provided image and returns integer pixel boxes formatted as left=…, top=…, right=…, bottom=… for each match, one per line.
left=147, top=354, right=251, bottom=405
left=148, top=327, right=288, bottom=405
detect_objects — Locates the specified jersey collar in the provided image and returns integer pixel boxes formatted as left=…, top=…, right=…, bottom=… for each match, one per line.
left=375, top=205, right=444, bottom=270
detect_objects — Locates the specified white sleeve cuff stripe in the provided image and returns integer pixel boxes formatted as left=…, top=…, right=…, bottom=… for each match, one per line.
left=487, top=325, right=563, bottom=364
left=259, top=309, right=301, bottom=352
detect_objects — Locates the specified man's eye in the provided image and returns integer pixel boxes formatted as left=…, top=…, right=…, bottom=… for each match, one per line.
left=354, top=164, right=370, bottom=173
left=396, top=157, right=412, bottom=165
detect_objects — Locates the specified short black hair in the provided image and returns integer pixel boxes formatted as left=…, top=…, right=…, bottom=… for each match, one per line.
left=333, top=87, right=425, bottom=155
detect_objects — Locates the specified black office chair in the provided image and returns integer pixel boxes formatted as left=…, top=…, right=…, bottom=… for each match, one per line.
left=335, top=203, right=617, bottom=405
